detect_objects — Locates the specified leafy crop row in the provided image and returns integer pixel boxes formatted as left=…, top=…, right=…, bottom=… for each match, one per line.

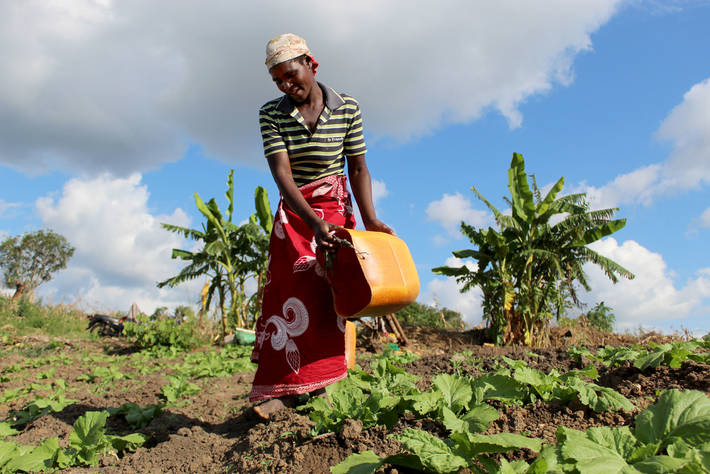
left=302, top=353, right=634, bottom=437
left=569, top=338, right=710, bottom=370
left=333, top=389, right=710, bottom=473
left=0, top=411, right=146, bottom=472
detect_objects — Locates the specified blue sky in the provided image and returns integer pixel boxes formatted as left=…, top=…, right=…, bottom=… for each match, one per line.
left=1, top=1, right=708, bottom=334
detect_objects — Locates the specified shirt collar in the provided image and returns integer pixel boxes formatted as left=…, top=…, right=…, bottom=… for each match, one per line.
left=275, top=82, right=345, bottom=114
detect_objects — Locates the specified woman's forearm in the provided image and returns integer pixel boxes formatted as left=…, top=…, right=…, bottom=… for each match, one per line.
left=347, top=155, right=394, bottom=235
left=347, top=155, right=377, bottom=226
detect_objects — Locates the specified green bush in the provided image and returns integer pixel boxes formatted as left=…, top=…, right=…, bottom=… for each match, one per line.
left=585, top=302, right=616, bottom=332
left=395, top=302, right=465, bottom=329
left=0, top=294, right=89, bottom=340
left=123, top=314, right=209, bottom=351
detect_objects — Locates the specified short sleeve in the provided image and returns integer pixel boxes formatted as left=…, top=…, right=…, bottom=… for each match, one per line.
left=343, top=100, right=367, bottom=157
left=259, top=106, right=286, bottom=158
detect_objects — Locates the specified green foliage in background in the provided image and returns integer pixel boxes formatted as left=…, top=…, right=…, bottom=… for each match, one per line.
left=584, top=301, right=616, bottom=332
left=0, top=295, right=89, bottom=341
left=123, top=314, right=208, bottom=351
left=433, top=153, right=634, bottom=346
left=0, top=229, right=75, bottom=301
left=158, top=170, right=273, bottom=337
left=395, top=302, right=465, bottom=329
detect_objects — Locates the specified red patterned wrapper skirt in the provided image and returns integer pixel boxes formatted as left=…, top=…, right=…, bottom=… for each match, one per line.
left=249, top=174, right=356, bottom=402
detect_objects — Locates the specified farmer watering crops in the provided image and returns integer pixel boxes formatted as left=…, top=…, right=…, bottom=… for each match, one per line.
left=250, top=33, right=394, bottom=419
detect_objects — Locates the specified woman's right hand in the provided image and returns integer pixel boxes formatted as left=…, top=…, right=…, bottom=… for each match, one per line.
left=311, top=219, right=339, bottom=249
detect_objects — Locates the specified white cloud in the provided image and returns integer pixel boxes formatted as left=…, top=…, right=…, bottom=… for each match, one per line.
left=426, top=193, right=489, bottom=236
left=371, top=179, right=389, bottom=206
left=574, top=165, right=662, bottom=209
left=0, top=200, right=21, bottom=218
left=0, top=1, right=622, bottom=175
left=421, top=256, right=483, bottom=327
left=581, top=238, right=710, bottom=332
left=575, top=77, right=710, bottom=210
left=656, top=77, right=710, bottom=191
left=698, top=207, right=710, bottom=228
left=35, top=174, right=202, bottom=314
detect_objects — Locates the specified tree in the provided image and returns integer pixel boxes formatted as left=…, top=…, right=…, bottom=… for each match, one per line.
left=433, top=153, right=634, bottom=346
left=395, top=301, right=465, bottom=329
left=584, top=301, right=616, bottom=332
left=0, top=229, right=75, bottom=300
left=157, top=170, right=273, bottom=337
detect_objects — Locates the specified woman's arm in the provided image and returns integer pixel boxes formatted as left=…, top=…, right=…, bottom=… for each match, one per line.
left=266, top=152, right=339, bottom=248
left=347, top=155, right=394, bottom=235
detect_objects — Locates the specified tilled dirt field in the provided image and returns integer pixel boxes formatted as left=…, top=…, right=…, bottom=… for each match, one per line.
left=1, top=326, right=708, bottom=473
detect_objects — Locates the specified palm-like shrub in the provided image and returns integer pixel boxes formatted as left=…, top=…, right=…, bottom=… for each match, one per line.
left=158, top=170, right=272, bottom=336
left=434, top=153, right=634, bottom=346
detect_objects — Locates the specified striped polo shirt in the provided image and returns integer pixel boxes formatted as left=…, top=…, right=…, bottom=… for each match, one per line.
left=259, top=83, right=367, bottom=186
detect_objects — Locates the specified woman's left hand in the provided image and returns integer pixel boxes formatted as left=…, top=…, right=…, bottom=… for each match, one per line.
left=364, top=218, right=395, bottom=236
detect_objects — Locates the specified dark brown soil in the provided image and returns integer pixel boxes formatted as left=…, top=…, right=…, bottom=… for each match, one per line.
left=1, top=327, right=707, bottom=473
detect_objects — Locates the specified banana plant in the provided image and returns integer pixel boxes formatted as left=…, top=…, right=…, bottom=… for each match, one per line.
left=158, top=170, right=273, bottom=337
left=434, top=153, right=634, bottom=346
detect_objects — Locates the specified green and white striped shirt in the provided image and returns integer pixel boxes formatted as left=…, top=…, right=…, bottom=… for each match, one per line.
left=259, top=83, right=367, bottom=186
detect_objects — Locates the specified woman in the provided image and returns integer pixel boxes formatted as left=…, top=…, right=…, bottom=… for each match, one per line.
left=250, top=33, right=393, bottom=418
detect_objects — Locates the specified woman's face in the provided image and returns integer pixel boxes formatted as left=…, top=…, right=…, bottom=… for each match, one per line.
left=269, top=57, right=315, bottom=103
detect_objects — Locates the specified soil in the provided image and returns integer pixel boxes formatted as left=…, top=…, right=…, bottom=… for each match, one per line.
left=1, top=325, right=707, bottom=473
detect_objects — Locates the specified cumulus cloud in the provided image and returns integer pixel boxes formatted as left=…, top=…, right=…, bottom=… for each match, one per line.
left=0, top=0, right=622, bottom=175
left=35, top=174, right=201, bottom=313
left=574, top=165, right=662, bottom=209
left=371, top=179, right=389, bottom=207
left=427, top=192, right=490, bottom=236
left=422, top=257, right=483, bottom=327
left=580, top=238, right=710, bottom=332
left=575, top=77, right=710, bottom=210
left=656, top=78, right=710, bottom=191
left=698, top=207, right=710, bottom=228
left=0, top=200, right=21, bottom=219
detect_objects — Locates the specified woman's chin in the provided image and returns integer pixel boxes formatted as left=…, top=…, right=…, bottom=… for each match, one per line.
left=288, top=90, right=307, bottom=103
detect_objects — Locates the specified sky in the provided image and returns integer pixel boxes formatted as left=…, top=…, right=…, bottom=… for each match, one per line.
left=1, top=0, right=708, bottom=335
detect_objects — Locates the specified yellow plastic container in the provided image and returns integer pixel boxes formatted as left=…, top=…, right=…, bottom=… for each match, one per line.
left=324, top=229, right=420, bottom=318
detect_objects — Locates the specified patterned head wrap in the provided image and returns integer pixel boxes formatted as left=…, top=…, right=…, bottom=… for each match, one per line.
left=265, top=33, right=319, bottom=74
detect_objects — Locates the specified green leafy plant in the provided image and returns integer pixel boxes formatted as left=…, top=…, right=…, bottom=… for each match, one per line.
left=65, top=411, right=147, bottom=467
left=0, top=410, right=147, bottom=471
left=0, top=422, right=18, bottom=439
left=584, top=301, right=616, bottom=332
left=332, top=425, right=541, bottom=473
left=569, top=340, right=710, bottom=370
left=0, top=437, right=64, bottom=473
left=107, top=403, right=163, bottom=429
left=160, top=375, right=201, bottom=403
left=158, top=170, right=273, bottom=335
left=433, top=153, right=634, bottom=346
left=302, top=376, right=403, bottom=435
left=175, top=346, right=255, bottom=378
left=529, top=389, right=710, bottom=472
left=77, top=365, right=132, bottom=384
left=5, top=385, right=77, bottom=428
left=124, top=314, right=208, bottom=351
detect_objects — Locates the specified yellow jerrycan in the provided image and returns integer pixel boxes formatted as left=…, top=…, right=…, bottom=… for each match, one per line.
left=322, top=229, right=420, bottom=318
